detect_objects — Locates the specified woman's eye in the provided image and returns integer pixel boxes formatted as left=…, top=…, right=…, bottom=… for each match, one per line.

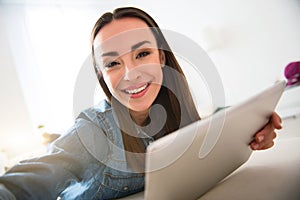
left=105, top=61, right=119, bottom=68
left=136, top=51, right=150, bottom=59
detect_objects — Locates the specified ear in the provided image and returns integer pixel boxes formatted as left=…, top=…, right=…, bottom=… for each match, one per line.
left=159, top=50, right=166, bottom=66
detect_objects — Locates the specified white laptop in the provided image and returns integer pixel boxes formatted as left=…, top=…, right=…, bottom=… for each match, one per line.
left=120, top=80, right=286, bottom=200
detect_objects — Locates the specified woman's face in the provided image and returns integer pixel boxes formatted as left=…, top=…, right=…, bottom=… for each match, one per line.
left=93, top=17, right=165, bottom=113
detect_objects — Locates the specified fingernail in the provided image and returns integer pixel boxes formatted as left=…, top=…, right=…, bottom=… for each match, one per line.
left=252, top=143, right=259, bottom=150
left=258, top=135, right=264, bottom=142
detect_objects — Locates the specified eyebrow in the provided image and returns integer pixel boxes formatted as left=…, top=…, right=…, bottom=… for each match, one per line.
left=101, top=40, right=152, bottom=57
left=131, top=40, right=151, bottom=51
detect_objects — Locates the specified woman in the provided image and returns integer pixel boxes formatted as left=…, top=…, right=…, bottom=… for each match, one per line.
left=0, top=7, right=282, bottom=200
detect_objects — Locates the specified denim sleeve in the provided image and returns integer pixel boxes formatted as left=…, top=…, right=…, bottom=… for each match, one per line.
left=0, top=184, right=16, bottom=200
left=0, top=118, right=109, bottom=200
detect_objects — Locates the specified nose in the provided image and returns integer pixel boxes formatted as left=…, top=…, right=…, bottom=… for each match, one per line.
left=123, top=58, right=141, bottom=81
left=124, top=67, right=142, bottom=81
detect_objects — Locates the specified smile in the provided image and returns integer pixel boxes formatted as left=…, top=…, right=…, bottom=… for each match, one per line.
left=124, top=83, right=149, bottom=94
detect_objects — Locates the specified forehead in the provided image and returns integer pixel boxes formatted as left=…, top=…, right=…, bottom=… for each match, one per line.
left=93, top=17, right=158, bottom=55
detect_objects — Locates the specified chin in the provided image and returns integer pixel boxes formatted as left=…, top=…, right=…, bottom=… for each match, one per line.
left=128, top=101, right=152, bottom=112
left=129, top=105, right=150, bottom=113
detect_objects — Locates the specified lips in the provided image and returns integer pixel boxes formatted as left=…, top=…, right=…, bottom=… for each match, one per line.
left=122, top=82, right=150, bottom=98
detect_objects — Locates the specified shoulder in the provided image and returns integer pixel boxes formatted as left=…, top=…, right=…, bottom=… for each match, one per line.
left=52, top=100, right=114, bottom=161
left=52, top=117, right=110, bottom=163
left=77, top=99, right=112, bottom=122
left=76, top=99, right=120, bottom=136
left=77, top=99, right=112, bottom=119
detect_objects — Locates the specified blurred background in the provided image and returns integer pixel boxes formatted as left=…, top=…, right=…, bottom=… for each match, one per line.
left=0, top=0, right=300, bottom=174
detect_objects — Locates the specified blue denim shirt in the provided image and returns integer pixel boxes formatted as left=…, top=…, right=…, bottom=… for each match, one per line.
left=0, top=100, right=151, bottom=200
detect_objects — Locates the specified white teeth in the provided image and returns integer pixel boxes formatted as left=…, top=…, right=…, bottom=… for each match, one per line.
left=125, top=83, right=148, bottom=94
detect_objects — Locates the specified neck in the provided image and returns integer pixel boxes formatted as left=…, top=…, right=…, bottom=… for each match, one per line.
left=130, top=109, right=149, bottom=126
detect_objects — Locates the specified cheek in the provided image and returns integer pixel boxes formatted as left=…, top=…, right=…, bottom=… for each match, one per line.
left=102, top=72, right=120, bottom=93
left=147, top=63, right=164, bottom=83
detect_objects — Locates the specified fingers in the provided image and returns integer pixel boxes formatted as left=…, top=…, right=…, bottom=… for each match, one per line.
left=250, top=130, right=277, bottom=150
left=258, top=130, right=276, bottom=149
left=250, top=112, right=283, bottom=151
left=259, top=141, right=275, bottom=150
left=271, top=112, right=282, bottom=130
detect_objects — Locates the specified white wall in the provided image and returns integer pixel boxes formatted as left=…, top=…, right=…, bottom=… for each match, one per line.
left=145, top=0, right=300, bottom=105
left=0, top=0, right=300, bottom=162
left=0, top=11, right=36, bottom=159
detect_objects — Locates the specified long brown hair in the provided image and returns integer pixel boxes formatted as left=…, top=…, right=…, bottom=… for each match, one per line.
left=91, top=7, right=200, bottom=172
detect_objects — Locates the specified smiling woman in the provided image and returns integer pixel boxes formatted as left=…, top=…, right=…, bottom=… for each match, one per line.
left=89, top=8, right=201, bottom=176
left=0, top=5, right=284, bottom=200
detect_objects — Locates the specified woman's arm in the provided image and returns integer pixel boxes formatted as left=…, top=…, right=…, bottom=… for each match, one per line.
left=0, top=127, right=85, bottom=199
left=0, top=118, right=109, bottom=200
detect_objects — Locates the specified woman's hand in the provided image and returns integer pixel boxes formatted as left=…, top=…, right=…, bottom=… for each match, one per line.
left=250, top=112, right=282, bottom=150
